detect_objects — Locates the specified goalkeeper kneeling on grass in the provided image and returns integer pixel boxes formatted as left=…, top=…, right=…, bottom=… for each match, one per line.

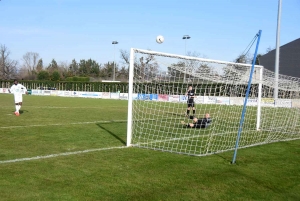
left=181, top=113, right=212, bottom=128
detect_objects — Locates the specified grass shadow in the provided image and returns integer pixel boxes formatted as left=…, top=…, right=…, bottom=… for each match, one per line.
left=96, top=123, right=126, bottom=145
left=10, top=110, right=28, bottom=114
left=19, top=110, right=29, bottom=114
left=214, top=153, right=232, bottom=163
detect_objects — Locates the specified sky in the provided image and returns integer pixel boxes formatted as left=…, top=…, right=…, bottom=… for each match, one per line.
left=0, top=0, right=299, bottom=67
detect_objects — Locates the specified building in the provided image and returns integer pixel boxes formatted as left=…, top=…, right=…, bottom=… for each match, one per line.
left=259, top=38, right=300, bottom=78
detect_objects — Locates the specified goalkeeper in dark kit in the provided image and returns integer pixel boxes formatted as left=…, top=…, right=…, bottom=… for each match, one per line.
left=181, top=113, right=212, bottom=128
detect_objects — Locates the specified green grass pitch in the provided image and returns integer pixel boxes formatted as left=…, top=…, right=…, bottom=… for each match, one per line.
left=0, top=94, right=299, bottom=200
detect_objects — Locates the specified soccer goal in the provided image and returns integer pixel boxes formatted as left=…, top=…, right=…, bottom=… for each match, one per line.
left=126, top=48, right=300, bottom=156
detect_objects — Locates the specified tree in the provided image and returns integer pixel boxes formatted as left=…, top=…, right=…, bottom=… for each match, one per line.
left=196, top=63, right=212, bottom=74
left=87, top=59, right=100, bottom=77
left=78, top=59, right=87, bottom=76
left=120, top=49, right=130, bottom=65
left=167, top=62, right=185, bottom=81
left=68, top=59, right=79, bottom=76
left=57, top=61, right=69, bottom=79
left=235, top=54, right=250, bottom=64
left=37, top=70, right=50, bottom=80
left=254, top=54, right=262, bottom=65
left=0, top=44, right=18, bottom=80
left=221, top=53, right=254, bottom=89
left=22, top=52, right=39, bottom=76
left=51, top=71, right=60, bottom=81
left=101, top=62, right=114, bottom=79
left=47, top=59, right=58, bottom=73
left=185, top=51, right=207, bottom=81
left=120, top=49, right=158, bottom=82
left=77, top=59, right=100, bottom=77
left=167, top=51, right=206, bottom=82
left=118, top=65, right=129, bottom=81
left=36, top=59, right=44, bottom=72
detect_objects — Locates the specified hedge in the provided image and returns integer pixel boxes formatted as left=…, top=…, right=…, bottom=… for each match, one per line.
left=0, top=80, right=128, bottom=93
left=0, top=80, right=297, bottom=98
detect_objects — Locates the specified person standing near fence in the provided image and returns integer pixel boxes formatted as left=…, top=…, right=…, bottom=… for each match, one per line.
left=8, top=79, right=28, bottom=116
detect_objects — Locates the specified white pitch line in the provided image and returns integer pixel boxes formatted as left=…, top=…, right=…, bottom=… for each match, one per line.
left=1, top=106, right=124, bottom=109
left=0, top=120, right=127, bottom=129
left=0, top=146, right=127, bottom=164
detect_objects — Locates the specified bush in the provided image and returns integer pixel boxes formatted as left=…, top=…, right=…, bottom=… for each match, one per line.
left=51, top=71, right=60, bottom=81
left=37, top=71, right=50, bottom=80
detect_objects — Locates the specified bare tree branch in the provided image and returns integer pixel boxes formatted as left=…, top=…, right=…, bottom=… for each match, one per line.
left=0, top=44, right=18, bottom=79
left=22, top=52, right=40, bottom=73
left=119, top=49, right=158, bottom=82
left=120, top=49, right=130, bottom=64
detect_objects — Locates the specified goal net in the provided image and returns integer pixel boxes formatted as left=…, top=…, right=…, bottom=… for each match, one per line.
left=126, top=48, right=300, bottom=156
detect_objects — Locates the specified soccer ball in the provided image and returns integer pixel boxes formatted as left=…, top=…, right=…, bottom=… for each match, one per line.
left=156, top=35, right=164, bottom=44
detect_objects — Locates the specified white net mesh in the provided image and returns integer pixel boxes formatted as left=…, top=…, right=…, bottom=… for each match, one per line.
left=128, top=48, right=300, bottom=156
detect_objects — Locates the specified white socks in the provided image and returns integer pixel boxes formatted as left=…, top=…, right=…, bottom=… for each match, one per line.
left=15, top=105, right=21, bottom=112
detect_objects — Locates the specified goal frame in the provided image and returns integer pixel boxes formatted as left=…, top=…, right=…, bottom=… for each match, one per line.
left=126, top=48, right=264, bottom=147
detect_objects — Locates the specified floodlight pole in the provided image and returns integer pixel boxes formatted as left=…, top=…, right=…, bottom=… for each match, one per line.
left=274, top=0, right=282, bottom=100
left=112, top=41, right=118, bottom=81
left=182, top=35, right=190, bottom=83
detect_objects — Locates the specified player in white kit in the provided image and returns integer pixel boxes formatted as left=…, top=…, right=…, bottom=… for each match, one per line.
left=9, top=80, right=28, bottom=116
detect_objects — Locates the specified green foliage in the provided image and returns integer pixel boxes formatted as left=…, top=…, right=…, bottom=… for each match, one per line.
left=100, top=62, right=114, bottom=78
left=36, top=58, right=43, bottom=72
left=47, top=59, right=58, bottom=72
left=255, top=54, right=262, bottom=65
left=37, top=70, right=50, bottom=80
left=51, top=71, right=60, bottom=81
left=68, top=59, right=79, bottom=76
left=78, top=59, right=100, bottom=77
left=118, top=66, right=129, bottom=80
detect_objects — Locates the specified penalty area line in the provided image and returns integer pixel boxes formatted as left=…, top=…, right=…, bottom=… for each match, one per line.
left=0, top=146, right=127, bottom=164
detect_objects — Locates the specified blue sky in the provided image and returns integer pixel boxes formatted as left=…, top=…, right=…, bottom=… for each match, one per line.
left=0, top=0, right=299, bottom=67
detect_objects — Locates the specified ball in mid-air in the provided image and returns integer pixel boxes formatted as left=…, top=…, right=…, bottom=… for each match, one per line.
left=156, top=35, right=164, bottom=44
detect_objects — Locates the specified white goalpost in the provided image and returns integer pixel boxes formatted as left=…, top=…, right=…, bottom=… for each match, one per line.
left=126, top=48, right=300, bottom=156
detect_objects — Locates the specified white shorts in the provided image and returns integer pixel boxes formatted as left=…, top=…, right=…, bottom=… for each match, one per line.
left=14, top=94, right=23, bottom=103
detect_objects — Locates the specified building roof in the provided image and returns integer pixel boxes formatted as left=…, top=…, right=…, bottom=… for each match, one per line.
left=259, top=38, right=300, bottom=78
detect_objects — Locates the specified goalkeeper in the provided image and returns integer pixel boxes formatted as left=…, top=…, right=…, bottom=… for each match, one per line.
left=185, top=85, right=196, bottom=117
left=181, top=113, right=212, bottom=128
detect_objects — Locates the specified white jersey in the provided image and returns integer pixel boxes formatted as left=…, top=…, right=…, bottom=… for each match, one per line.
left=10, top=83, right=27, bottom=95
left=10, top=83, right=27, bottom=103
